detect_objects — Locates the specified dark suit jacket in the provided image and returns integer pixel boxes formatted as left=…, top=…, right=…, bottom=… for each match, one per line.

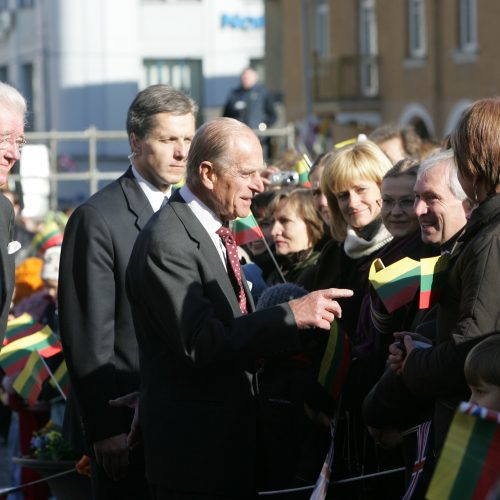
left=59, top=167, right=154, bottom=446
left=0, top=193, right=15, bottom=345
left=126, top=190, right=300, bottom=496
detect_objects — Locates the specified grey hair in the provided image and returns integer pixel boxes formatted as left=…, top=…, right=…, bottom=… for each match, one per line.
left=186, top=117, right=255, bottom=187
left=417, top=149, right=467, bottom=201
left=0, top=82, right=27, bottom=121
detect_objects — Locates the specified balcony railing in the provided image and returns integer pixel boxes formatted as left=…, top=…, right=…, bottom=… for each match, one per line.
left=313, top=54, right=380, bottom=102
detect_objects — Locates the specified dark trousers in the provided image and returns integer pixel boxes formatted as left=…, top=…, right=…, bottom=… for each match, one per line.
left=90, top=447, right=150, bottom=500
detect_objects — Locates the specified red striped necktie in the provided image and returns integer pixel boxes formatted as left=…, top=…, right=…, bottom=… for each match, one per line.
left=216, top=225, right=248, bottom=315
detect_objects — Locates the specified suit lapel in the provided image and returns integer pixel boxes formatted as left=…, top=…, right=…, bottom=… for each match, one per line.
left=120, top=167, right=154, bottom=230
left=0, top=199, right=13, bottom=317
left=169, top=192, right=243, bottom=316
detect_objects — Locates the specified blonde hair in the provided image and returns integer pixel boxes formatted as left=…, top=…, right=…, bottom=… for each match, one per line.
left=320, top=140, right=392, bottom=241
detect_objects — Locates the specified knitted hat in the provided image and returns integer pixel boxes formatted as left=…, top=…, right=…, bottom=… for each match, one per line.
left=31, top=221, right=64, bottom=256
left=256, top=283, right=308, bottom=310
left=41, top=245, right=61, bottom=281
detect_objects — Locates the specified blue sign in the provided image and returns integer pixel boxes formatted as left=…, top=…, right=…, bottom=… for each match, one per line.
left=221, top=14, right=265, bottom=30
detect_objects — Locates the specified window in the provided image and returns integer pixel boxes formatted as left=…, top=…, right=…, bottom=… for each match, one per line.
left=142, top=59, right=202, bottom=109
left=408, top=0, right=426, bottom=58
left=315, top=0, right=330, bottom=59
left=0, top=66, right=8, bottom=82
left=20, top=63, right=33, bottom=130
left=359, top=0, right=378, bottom=97
left=17, top=0, right=34, bottom=8
left=458, top=0, right=478, bottom=53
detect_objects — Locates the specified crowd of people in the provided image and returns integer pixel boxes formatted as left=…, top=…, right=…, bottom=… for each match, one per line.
left=0, top=78, right=499, bottom=500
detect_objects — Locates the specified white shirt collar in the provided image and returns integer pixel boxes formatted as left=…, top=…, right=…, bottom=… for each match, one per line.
left=179, top=185, right=227, bottom=266
left=131, top=163, right=171, bottom=212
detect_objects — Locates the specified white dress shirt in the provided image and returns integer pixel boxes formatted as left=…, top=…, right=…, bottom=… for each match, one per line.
left=131, top=164, right=172, bottom=213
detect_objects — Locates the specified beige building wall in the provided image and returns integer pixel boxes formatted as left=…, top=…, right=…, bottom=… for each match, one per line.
left=266, top=0, right=500, bottom=147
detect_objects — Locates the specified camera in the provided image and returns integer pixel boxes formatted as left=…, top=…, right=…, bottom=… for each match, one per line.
left=269, top=170, right=299, bottom=187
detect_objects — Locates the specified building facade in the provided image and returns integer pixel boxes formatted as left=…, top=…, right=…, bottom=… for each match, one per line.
left=0, top=0, right=265, bottom=131
left=266, top=0, right=494, bottom=147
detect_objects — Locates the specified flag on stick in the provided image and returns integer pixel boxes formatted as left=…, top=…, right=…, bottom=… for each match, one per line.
left=294, top=154, right=312, bottom=186
left=49, top=360, right=70, bottom=398
left=12, top=351, right=50, bottom=405
left=0, top=326, right=61, bottom=376
left=3, top=313, right=45, bottom=346
left=232, top=212, right=264, bottom=246
left=318, top=321, right=351, bottom=401
left=426, top=402, right=500, bottom=500
left=369, top=257, right=421, bottom=313
left=419, top=254, right=449, bottom=309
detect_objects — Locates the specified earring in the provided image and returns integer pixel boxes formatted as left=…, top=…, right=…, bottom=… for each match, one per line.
left=473, top=182, right=479, bottom=202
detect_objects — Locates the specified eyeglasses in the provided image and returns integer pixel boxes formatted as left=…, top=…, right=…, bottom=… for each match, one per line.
left=380, top=197, right=415, bottom=211
left=0, top=135, right=26, bottom=151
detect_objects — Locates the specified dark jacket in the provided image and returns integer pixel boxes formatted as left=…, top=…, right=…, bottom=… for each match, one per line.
left=126, top=190, right=300, bottom=496
left=403, top=193, right=500, bottom=450
left=58, top=167, right=153, bottom=446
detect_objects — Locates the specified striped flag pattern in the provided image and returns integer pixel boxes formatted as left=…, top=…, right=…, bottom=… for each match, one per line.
left=369, top=257, right=421, bottom=313
left=3, top=313, right=45, bottom=346
left=402, top=420, right=432, bottom=500
left=318, top=321, right=351, bottom=401
left=12, top=351, right=50, bottom=405
left=49, top=360, right=70, bottom=397
left=0, top=326, right=62, bottom=376
left=294, top=154, right=312, bottom=186
left=232, top=212, right=264, bottom=246
left=419, top=254, right=449, bottom=309
left=426, top=402, right=500, bottom=499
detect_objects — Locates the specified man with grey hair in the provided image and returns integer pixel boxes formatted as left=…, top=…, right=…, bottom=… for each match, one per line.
left=0, top=82, right=26, bottom=345
left=59, top=84, right=197, bottom=499
left=126, top=117, right=353, bottom=499
left=363, top=149, right=472, bottom=495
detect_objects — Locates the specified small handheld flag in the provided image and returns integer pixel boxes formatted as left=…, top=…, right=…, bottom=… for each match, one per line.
left=369, top=257, right=421, bottom=313
left=0, top=326, right=61, bottom=376
left=419, top=254, right=449, bottom=309
left=318, top=321, right=351, bottom=401
left=3, top=313, right=45, bottom=346
left=426, top=402, right=500, bottom=500
left=232, top=212, right=264, bottom=246
left=13, top=351, right=50, bottom=406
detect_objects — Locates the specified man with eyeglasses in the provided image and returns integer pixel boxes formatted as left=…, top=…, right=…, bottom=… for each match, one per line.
left=0, top=82, right=26, bottom=346
left=58, top=85, right=197, bottom=499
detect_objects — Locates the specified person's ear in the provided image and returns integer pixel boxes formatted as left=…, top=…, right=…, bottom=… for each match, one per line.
left=199, top=161, right=217, bottom=190
left=129, top=133, right=142, bottom=155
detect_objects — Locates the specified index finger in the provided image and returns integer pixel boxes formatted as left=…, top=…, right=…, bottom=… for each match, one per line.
left=327, top=288, right=354, bottom=299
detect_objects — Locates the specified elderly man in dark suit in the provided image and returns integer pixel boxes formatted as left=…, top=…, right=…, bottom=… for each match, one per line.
left=0, top=82, right=27, bottom=345
left=58, top=85, right=197, bottom=499
left=126, top=117, right=353, bottom=499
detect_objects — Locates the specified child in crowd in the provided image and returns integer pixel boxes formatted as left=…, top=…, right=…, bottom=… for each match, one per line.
left=464, top=334, right=500, bottom=411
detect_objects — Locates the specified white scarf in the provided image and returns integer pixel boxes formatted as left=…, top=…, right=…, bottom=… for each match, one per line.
left=343, top=224, right=393, bottom=259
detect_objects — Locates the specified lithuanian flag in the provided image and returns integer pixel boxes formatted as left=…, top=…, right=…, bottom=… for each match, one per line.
left=419, top=254, right=449, bottom=309
left=232, top=212, right=264, bottom=246
left=13, top=351, right=50, bottom=405
left=318, top=321, right=351, bottom=401
left=3, top=313, right=45, bottom=346
left=427, top=402, right=500, bottom=499
left=49, top=360, right=70, bottom=397
left=368, top=257, right=421, bottom=313
left=0, top=326, right=61, bottom=376
left=294, top=154, right=312, bottom=186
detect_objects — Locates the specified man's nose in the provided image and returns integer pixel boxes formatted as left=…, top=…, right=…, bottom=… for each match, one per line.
left=173, top=140, right=188, bottom=159
left=251, top=172, right=265, bottom=194
left=414, top=198, right=427, bottom=216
